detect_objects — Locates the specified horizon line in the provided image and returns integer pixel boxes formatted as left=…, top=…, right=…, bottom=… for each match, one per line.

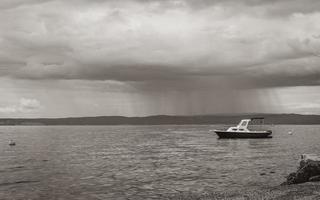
left=0, top=112, right=316, bottom=120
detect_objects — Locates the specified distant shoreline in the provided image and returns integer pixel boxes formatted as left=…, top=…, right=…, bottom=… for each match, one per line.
left=0, top=113, right=320, bottom=125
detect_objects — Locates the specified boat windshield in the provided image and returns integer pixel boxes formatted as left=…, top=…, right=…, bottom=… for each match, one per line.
left=241, top=121, right=248, bottom=126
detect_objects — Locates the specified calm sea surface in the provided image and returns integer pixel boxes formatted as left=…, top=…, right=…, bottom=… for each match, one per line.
left=0, top=125, right=320, bottom=199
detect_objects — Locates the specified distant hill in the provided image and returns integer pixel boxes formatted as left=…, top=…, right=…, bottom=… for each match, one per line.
left=0, top=113, right=319, bottom=125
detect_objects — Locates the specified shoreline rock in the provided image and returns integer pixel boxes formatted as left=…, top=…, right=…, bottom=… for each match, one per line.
left=283, top=154, right=320, bottom=185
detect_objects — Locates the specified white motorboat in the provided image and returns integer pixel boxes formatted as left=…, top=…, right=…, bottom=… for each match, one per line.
left=214, top=118, right=272, bottom=139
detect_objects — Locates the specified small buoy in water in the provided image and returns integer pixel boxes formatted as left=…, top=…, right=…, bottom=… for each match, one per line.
left=9, top=141, right=16, bottom=146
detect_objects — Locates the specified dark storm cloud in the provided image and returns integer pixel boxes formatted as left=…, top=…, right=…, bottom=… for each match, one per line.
left=115, top=0, right=320, bottom=15
left=0, top=0, right=53, bottom=10
left=0, top=0, right=320, bottom=89
left=3, top=0, right=320, bottom=14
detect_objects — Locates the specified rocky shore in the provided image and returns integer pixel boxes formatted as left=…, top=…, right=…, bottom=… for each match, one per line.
left=169, top=154, right=320, bottom=200
left=283, top=154, right=320, bottom=185
left=168, top=182, right=320, bottom=200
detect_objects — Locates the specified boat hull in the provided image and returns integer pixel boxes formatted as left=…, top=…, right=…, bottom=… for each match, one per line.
left=214, top=130, right=272, bottom=139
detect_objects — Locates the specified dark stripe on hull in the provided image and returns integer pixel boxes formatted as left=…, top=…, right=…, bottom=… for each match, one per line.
left=215, top=131, right=272, bottom=139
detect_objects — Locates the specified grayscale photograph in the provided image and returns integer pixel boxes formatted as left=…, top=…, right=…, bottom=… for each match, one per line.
left=1, top=0, right=320, bottom=199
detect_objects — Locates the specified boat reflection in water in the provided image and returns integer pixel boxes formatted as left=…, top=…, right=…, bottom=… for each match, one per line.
left=214, top=118, right=272, bottom=139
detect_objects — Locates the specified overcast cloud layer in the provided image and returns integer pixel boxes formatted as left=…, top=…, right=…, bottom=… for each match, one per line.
left=0, top=0, right=320, bottom=117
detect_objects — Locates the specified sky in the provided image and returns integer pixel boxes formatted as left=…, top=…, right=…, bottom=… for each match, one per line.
left=0, top=0, right=320, bottom=117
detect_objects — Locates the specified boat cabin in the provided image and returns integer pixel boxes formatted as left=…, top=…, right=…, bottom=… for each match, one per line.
left=226, top=118, right=266, bottom=132
left=227, top=119, right=251, bottom=132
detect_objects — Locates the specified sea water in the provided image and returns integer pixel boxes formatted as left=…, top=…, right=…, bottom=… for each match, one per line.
left=0, top=125, right=319, bottom=199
